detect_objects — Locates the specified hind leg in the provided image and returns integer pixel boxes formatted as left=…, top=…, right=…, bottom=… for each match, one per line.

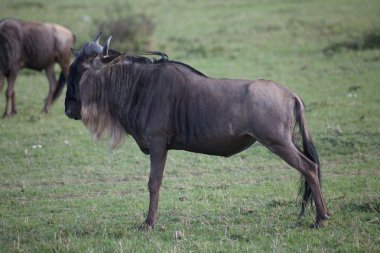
left=59, top=58, right=70, bottom=78
left=265, top=140, right=329, bottom=227
left=43, top=64, right=57, bottom=113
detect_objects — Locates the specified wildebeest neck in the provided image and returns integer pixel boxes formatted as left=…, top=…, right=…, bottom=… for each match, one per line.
left=78, top=60, right=204, bottom=148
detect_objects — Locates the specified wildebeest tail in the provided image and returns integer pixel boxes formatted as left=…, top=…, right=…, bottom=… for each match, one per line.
left=294, top=96, right=321, bottom=208
left=53, top=32, right=75, bottom=101
left=72, top=33, right=76, bottom=45
left=52, top=72, right=66, bottom=101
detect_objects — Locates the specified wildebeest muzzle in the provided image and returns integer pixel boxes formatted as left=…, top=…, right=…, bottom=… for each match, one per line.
left=64, top=99, right=81, bottom=120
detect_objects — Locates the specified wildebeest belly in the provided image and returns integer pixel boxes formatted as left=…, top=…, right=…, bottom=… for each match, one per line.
left=169, top=134, right=256, bottom=157
left=23, top=28, right=56, bottom=71
left=24, top=55, right=55, bottom=71
left=166, top=80, right=260, bottom=156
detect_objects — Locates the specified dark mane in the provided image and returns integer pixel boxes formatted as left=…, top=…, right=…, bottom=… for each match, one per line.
left=168, top=59, right=208, bottom=77
left=104, top=51, right=208, bottom=77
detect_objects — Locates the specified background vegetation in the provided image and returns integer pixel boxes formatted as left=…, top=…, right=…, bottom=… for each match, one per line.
left=96, top=3, right=155, bottom=52
left=0, top=0, right=379, bottom=252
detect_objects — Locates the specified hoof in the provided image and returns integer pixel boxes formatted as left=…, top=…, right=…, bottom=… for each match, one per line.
left=2, top=112, right=16, bottom=118
left=311, top=216, right=329, bottom=228
left=139, top=222, right=154, bottom=231
left=320, top=212, right=330, bottom=220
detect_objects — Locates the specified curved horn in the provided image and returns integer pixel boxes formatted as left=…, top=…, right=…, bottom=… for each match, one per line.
left=102, top=36, right=112, bottom=56
left=82, top=32, right=104, bottom=56
left=94, top=32, right=102, bottom=44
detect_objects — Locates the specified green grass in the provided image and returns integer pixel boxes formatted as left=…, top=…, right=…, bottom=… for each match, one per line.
left=1, top=0, right=380, bottom=252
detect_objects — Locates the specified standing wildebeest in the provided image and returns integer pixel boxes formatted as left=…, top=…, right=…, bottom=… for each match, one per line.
left=65, top=34, right=329, bottom=229
left=0, top=18, right=75, bottom=117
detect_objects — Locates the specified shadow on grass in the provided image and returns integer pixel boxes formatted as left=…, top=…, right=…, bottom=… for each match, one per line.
left=267, top=199, right=297, bottom=208
left=323, top=31, right=380, bottom=56
left=318, top=131, right=380, bottom=156
left=346, top=200, right=380, bottom=213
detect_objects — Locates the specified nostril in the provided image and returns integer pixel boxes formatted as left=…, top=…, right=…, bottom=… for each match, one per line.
left=65, top=107, right=71, bottom=116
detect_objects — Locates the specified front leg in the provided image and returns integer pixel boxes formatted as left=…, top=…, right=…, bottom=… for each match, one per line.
left=143, top=138, right=168, bottom=228
left=3, top=71, right=18, bottom=118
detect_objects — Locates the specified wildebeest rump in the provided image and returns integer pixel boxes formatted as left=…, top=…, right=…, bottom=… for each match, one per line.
left=65, top=34, right=329, bottom=228
left=0, top=18, right=75, bottom=117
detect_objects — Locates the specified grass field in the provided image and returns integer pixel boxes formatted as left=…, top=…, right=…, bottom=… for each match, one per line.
left=1, top=0, right=380, bottom=252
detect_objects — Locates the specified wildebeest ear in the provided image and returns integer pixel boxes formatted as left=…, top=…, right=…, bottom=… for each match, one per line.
left=71, top=48, right=80, bottom=58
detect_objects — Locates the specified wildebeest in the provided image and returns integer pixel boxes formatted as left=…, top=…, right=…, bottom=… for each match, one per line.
left=0, top=18, right=75, bottom=117
left=65, top=34, right=329, bottom=228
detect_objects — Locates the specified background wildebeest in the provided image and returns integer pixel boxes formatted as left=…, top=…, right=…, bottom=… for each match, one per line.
left=65, top=34, right=329, bottom=229
left=0, top=18, right=75, bottom=117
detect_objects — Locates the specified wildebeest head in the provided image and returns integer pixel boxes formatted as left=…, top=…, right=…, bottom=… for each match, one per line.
left=64, top=33, right=112, bottom=120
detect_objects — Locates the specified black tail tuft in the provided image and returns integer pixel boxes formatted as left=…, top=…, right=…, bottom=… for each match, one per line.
left=294, top=98, right=321, bottom=213
left=52, top=72, right=66, bottom=101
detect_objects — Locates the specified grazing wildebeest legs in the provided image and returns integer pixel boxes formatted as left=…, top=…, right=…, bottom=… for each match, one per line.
left=3, top=71, right=18, bottom=118
left=2, top=63, right=69, bottom=116
left=43, top=64, right=58, bottom=113
left=144, top=138, right=168, bottom=228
